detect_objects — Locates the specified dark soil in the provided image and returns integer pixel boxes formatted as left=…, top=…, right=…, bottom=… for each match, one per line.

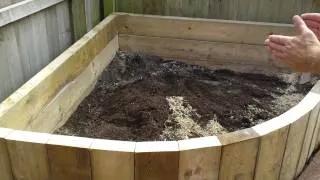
left=54, top=52, right=315, bottom=141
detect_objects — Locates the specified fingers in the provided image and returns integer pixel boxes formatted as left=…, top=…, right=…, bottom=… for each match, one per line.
left=293, top=15, right=309, bottom=34
left=268, top=35, right=293, bottom=45
left=301, top=13, right=320, bottom=23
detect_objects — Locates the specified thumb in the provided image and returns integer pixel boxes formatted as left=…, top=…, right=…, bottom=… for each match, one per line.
left=293, top=15, right=309, bottom=34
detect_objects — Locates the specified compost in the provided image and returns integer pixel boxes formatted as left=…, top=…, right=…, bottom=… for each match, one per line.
left=54, top=52, right=315, bottom=141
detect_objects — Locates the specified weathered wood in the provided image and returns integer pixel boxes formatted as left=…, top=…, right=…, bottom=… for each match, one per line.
left=0, top=128, right=13, bottom=180
left=178, top=136, right=221, bottom=180
left=279, top=113, right=310, bottom=180
left=25, top=36, right=118, bottom=132
left=135, top=141, right=179, bottom=180
left=297, top=105, right=320, bottom=176
left=55, top=0, right=73, bottom=52
left=45, top=5, right=60, bottom=61
left=119, top=35, right=280, bottom=68
left=0, top=15, right=119, bottom=129
left=90, top=139, right=135, bottom=180
left=165, top=0, right=209, bottom=18
left=71, top=0, right=87, bottom=40
left=254, top=127, right=290, bottom=180
left=85, top=0, right=101, bottom=30
left=142, top=0, right=165, bottom=15
left=0, top=25, right=24, bottom=102
left=0, top=0, right=64, bottom=27
left=47, top=135, right=93, bottom=180
left=119, top=13, right=294, bottom=45
left=219, top=138, right=260, bottom=180
left=6, top=130, right=51, bottom=180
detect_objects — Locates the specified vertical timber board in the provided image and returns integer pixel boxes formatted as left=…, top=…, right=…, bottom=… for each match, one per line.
left=44, top=4, right=60, bottom=61
left=219, top=138, right=260, bottom=180
left=90, top=139, right=135, bottom=180
left=208, top=0, right=222, bottom=19
left=178, top=137, right=221, bottom=180
left=165, top=0, right=181, bottom=17
left=47, top=135, right=93, bottom=180
left=103, top=0, right=115, bottom=17
left=0, top=128, right=13, bottom=180
left=142, top=0, right=165, bottom=15
left=56, top=0, right=73, bottom=53
left=135, top=142, right=179, bottom=180
left=257, top=0, right=280, bottom=23
left=0, top=25, right=23, bottom=102
left=6, top=131, right=51, bottom=180
left=14, top=16, right=37, bottom=82
left=275, top=0, right=296, bottom=23
left=254, top=126, right=290, bottom=180
left=71, top=0, right=87, bottom=40
left=279, top=113, right=310, bottom=180
left=85, top=0, right=101, bottom=30
left=297, top=104, right=320, bottom=175
left=308, top=104, right=320, bottom=159
left=31, top=10, right=51, bottom=68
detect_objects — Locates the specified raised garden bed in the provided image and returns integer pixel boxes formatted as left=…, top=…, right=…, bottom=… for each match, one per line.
left=0, top=13, right=320, bottom=180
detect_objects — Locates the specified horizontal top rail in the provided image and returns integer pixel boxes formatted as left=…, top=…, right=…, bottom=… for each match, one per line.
left=0, top=0, right=64, bottom=27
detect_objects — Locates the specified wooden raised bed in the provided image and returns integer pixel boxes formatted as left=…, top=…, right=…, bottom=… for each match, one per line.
left=0, top=13, right=320, bottom=180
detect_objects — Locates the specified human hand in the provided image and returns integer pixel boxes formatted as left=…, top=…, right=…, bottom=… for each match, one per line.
left=302, top=13, right=320, bottom=40
left=265, top=15, right=320, bottom=72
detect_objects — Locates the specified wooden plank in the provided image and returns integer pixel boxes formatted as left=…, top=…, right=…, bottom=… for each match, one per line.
left=165, top=0, right=209, bottom=18
left=45, top=4, right=60, bottom=61
left=208, top=0, right=222, bottom=19
left=0, top=0, right=64, bottom=27
left=135, top=141, right=179, bottom=180
left=55, top=0, right=73, bottom=52
left=254, top=126, right=290, bottom=180
left=0, top=128, right=13, bottom=180
left=0, top=25, right=24, bottom=102
left=119, top=13, right=294, bottom=45
left=142, top=0, right=165, bottom=15
left=275, top=0, right=296, bottom=23
left=178, top=136, right=221, bottom=180
left=297, top=105, right=320, bottom=176
left=6, top=130, right=51, bottom=180
left=0, top=15, right=119, bottom=130
left=25, top=36, right=118, bottom=132
left=219, top=138, right=260, bottom=180
left=308, top=104, right=320, bottom=158
left=85, top=0, right=101, bottom=30
left=164, top=0, right=181, bottom=17
left=90, top=139, right=135, bottom=180
left=47, top=135, right=93, bottom=180
left=119, top=35, right=279, bottom=68
left=31, top=10, right=51, bottom=68
left=257, top=0, right=280, bottom=23
left=133, top=0, right=143, bottom=13
left=103, top=0, right=114, bottom=17
left=71, top=0, right=87, bottom=40
left=279, top=113, right=310, bottom=180
left=14, top=16, right=36, bottom=82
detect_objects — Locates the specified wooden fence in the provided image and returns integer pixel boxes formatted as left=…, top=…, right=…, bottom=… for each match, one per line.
left=114, top=0, right=320, bottom=23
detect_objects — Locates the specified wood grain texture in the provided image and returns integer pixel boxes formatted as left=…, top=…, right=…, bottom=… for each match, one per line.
left=296, top=106, right=320, bottom=176
left=219, top=138, right=260, bottom=180
left=0, top=128, right=13, bottom=180
left=0, top=0, right=64, bottom=27
left=178, top=137, right=221, bottom=180
left=25, top=36, right=118, bottom=132
left=135, top=141, right=179, bottom=180
left=142, top=0, right=165, bottom=15
left=279, top=113, right=310, bottom=180
left=119, top=14, right=294, bottom=45
left=90, top=139, right=135, bottom=180
left=119, top=35, right=280, bottom=68
left=309, top=104, right=320, bottom=158
left=55, top=0, right=73, bottom=52
left=254, top=126, right=290, bottom=180
left=47, top=135, right=93, bottom=180
left=6, top=131, right=51, bottom=180
left=0, top=15, right=119, bottom=130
